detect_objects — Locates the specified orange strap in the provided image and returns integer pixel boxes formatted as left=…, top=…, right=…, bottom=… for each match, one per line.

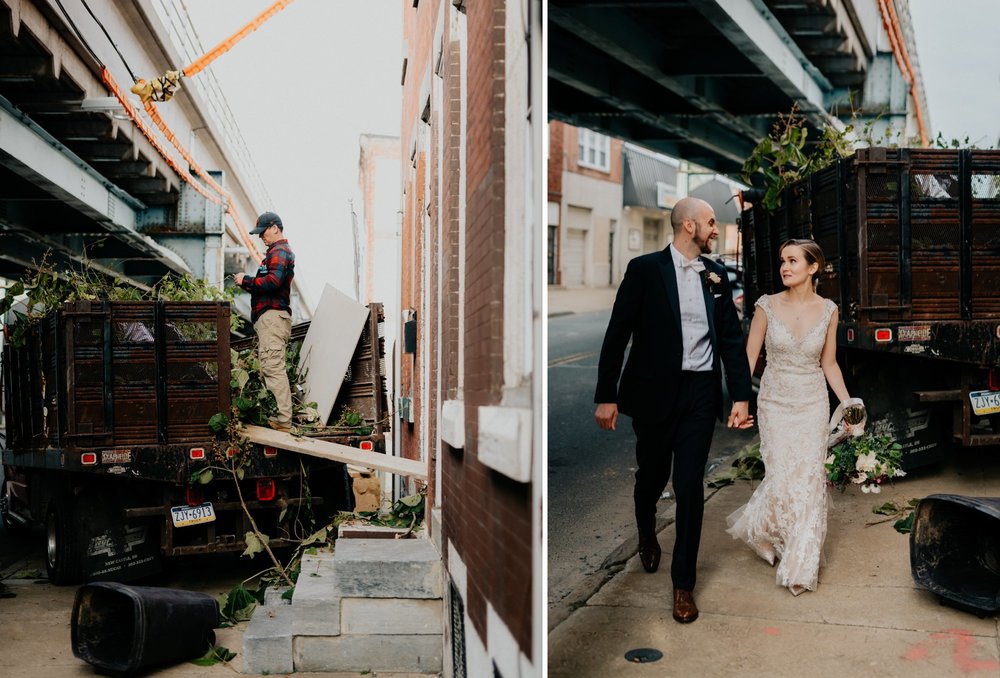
left=877, top=0, right=929, bottom=147
left=102, top=67, right=263, bottom=264
left=102, top=67, right=220, bottom=205
left=182, top=0, right=296, bottom=78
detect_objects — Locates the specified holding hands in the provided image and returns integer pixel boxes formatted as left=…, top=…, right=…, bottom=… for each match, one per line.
left=728, top=401, right=754, bottom=429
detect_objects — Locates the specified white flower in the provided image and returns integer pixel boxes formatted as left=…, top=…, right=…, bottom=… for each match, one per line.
left=852, top=474, right=867, bottom=484
left=894, top=469, right=907, bottom=478
left=855, top=451, right=877, bottom=474
left=869, top=484, right=881, bottom=494
left=825, top=454, right=835, bottom=465
left=861, top=483, right=872, bottom=493
left=707, top=272, right=722, bottom=284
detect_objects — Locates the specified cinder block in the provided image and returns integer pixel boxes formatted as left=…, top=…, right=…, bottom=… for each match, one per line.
left=333, top=538, right=443, bottom=599
left=294, top=634, right=443, bottom=674
left=341, top=598, right=443, bottom=635
left=242, top=605, right=293, bottom=675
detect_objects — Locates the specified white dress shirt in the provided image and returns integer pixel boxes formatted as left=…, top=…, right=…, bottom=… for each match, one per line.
left=669, top=244, right=713, bottom=372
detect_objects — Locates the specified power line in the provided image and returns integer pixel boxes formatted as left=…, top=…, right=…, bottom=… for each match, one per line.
left=79, top=0, right=139, bottom=83
left=51, top=0, right=104, bottom=68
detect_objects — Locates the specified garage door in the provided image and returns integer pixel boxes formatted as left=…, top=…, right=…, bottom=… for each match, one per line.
left=563, top=228, right=586, bottom=287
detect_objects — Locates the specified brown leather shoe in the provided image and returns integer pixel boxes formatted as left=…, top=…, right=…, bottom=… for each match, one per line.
left=637, top=531, right=661, bottom=573
left=673, top=588, right=699, bottom=623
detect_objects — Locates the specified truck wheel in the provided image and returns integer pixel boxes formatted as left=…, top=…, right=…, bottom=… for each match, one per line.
left=46, top=496, right=83, bottom=585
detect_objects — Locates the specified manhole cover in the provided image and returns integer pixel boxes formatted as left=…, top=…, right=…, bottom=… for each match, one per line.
left=624, top=648, right=663, bottom=663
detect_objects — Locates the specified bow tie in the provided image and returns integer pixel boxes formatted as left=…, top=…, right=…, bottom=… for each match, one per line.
left=680, top=257, right=705, bottom=273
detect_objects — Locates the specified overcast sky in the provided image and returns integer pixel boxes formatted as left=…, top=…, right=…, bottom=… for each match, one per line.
left=909, top=0, right=1000, bottom=147
left=178, top=0, right=402, bottom=309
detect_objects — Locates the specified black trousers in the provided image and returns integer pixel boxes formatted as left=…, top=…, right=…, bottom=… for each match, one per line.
left=631, top=370, right=718, bottom=592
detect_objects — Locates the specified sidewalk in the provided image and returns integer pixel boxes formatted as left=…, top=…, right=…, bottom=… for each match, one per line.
left=548, top=286, right=618, bottom=317
left=548, top=450, right=1000, bottom=677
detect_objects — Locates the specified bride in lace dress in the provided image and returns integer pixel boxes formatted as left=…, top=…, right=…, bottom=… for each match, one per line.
left=726, top=239, right=855, bottom=596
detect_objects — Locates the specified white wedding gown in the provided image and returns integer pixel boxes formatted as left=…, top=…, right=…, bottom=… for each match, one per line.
left=726, top=294, right=837, bottom=594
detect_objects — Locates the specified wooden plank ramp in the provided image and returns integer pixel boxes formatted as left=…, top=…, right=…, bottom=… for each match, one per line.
left=245, top=425, right=427, bottom=481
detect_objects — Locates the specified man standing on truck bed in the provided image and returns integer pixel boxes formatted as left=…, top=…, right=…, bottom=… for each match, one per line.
left=235, top=211, right=296, bottom=432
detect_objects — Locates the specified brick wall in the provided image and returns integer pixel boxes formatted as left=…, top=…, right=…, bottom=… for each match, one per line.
left=548, top=120, right=564, bottom=200
left=402, top=0, right=534, bottom=661
left=565, top=125, right=624, bottom=183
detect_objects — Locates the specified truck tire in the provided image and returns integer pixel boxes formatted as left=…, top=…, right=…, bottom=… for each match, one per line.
left=46, top=495, right=84, bottom=585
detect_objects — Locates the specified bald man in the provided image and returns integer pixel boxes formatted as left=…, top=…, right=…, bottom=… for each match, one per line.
left=594, top=197, right=753, bottom=623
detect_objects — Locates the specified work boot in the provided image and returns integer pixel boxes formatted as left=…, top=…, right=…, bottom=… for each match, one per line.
left=267, top=418, right=292, bottom=432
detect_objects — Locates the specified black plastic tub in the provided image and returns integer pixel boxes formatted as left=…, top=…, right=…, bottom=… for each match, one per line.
left=71, top=582, right=219, bottom=675
left=910, top=494, right=1000, bottom=615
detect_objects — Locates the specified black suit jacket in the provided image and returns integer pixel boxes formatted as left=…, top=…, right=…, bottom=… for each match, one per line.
left=594, top=246, right=753, bottom=421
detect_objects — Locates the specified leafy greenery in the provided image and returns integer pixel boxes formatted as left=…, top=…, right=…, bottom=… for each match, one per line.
left=191, top=645, right=237, bottom=667
left=739, top=97, right=996, bottom=212
left=741, top=106, right=853, bottom=211
left=825, top=433, right=904, bottom=493
left=870, top=497, right=920, bottom=534
left=707, top=443, right=765, bottom=488
left=219, top=584, right=258, bottom=625
left=0, top=252, right=243, bottom=347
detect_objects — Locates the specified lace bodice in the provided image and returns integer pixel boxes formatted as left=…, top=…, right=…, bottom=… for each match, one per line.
left=726, top=294, right=837, bottom=594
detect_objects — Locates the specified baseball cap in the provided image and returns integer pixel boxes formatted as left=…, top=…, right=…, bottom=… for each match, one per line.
left=250, top=211, right=283, bottom=235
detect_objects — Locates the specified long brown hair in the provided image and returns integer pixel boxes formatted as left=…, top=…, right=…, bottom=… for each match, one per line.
left=779, top=238, right=825, bottom=284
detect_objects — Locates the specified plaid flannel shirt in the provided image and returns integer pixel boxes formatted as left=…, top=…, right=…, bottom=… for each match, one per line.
left=241, top=239, right=295, bottom=323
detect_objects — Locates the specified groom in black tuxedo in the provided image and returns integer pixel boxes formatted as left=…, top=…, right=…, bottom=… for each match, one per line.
left=595, top=197, right=753, bottom=623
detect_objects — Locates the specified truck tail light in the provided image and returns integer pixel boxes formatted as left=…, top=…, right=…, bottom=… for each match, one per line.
left=256, top=479, right=275, bottom=502
left=186, top=486, right=204, bottom=506
left=359, top=440, right=374, bottom=451
left=263, top=446, right=278, bottom=458
left=189, top=447, right=206, bottom=460
left=874, top=329, right=893, bottom=343
left=81, top=453, right=98, bottom=466
left=989, top=368, right=1000, bottom=392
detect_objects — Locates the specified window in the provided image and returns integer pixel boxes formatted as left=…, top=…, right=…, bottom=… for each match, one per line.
left=578, top=128, right=610, bottom=172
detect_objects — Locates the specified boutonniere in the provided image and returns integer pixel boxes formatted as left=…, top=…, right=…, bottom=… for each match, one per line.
left=701, top=270, right=722, bottom=291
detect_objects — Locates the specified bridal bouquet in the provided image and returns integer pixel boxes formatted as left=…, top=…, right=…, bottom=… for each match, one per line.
left=825, top=432, right=905, bottom=493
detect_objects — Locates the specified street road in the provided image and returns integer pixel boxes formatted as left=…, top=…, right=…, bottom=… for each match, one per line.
left=548, top=310, right=758, bottom=610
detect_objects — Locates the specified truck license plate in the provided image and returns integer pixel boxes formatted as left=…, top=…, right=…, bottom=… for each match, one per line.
left=969, top=390, right=1000, bottom=416
left=170, top=502, right=216, bottom=528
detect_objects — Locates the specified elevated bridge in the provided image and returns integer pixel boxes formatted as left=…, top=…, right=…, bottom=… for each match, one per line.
left=549, top=0, right=929, bottom=177
left=0, top=0, right=309, bottom=320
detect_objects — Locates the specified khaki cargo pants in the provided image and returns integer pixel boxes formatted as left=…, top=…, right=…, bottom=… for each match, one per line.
left=255, top=309, right=293, bottom=425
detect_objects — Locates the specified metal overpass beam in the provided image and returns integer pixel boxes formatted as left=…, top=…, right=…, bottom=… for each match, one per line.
left=694, top=0, right=836, bottom=122
left=0, top=97, right=190, bottom=276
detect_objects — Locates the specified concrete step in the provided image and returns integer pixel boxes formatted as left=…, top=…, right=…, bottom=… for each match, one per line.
left=294, top=633, right=443, bottom=674
left=242, top=604, right=293, bottom=675
left=242, top=539, right=444, bottom=675
left=332, top=538, right=443, bottom=599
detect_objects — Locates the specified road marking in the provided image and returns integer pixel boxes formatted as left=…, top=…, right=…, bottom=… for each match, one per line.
left=548, top=351, right=598, bottom=368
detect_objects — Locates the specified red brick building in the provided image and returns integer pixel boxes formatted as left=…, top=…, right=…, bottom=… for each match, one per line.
left=400, top=1, right=542, bottom=676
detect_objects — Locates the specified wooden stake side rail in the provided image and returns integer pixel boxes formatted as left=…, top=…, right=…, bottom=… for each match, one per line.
left=244, top=425, right=427, bottom=481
